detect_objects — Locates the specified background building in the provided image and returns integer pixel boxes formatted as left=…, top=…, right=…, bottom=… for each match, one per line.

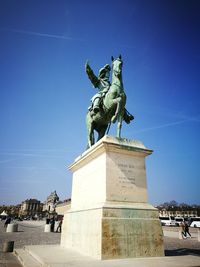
left=156, top=201, right=199, bottom=218
left=158, top=209, right=198, bottom=218
left=55, top=198, right=71, bottom=216
left=43, top=190, right=59, bottom=214
left=19, top=199, right=42, bottom=218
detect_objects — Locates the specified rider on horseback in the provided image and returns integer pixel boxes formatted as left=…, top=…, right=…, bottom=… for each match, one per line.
left=85, top=61, right=111, bottom=114
left=85, top=56, right=134, bottom=147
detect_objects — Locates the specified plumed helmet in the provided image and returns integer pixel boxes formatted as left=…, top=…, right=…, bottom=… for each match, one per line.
left=104, top=64, right=111, bottom=71
left=98, top=64, right=111, bottom=78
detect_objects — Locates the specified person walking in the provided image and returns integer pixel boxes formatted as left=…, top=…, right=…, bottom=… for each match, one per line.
left=180, top=221, right=186, bottom=239
left=56, top=219, right=62, bottom=233
left=4, top=216, right=11, bottom=228
left=50, top=217, right=55, bottom=232
left=184, top=221, right=192, bottom=238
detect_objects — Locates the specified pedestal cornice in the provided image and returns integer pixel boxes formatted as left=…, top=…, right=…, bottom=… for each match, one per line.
left=69, top=135, right=153, bottom=172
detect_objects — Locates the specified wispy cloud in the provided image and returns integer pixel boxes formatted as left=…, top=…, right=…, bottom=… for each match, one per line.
left=136, top=104, right=200, bottom=122
left=0, top=148, right=67, bottom=159
left=0, top=159, right=15, bottom=164
left=0, top=152, right=63, bottom=158
left=1, top=178, right=45, bottom=184
left=0, top=148, right=67, bottom=153
left=0, top=28, right=84, bottom=42
left=134, top=117, right=199, bottom=134
left=0, top=166, right=57, bottom=171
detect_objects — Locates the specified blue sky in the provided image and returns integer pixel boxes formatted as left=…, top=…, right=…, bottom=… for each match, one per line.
left=0, top=0, right=199, bottom=205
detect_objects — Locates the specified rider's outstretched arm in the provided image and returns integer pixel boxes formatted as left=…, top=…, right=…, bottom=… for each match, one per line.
left=85, top=61, right=99, bottom=88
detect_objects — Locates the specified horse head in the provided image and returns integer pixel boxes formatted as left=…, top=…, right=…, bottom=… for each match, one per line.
left=111, top=55, right=123, bottom=78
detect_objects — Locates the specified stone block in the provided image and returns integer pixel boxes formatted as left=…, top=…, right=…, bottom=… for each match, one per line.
left=61, top=136, right=164, bottom=259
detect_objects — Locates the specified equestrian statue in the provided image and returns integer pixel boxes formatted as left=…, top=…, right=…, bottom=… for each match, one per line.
left=85, top=55, right=134, bottom=148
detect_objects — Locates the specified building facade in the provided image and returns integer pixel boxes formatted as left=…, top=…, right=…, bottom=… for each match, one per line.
left=19, top=199, right=42, bottom=218
left=43, top=190, right=59, bottom=213
left=157, top=208, right=198, bottom=218
left=55, top=198, right=71, bottom=215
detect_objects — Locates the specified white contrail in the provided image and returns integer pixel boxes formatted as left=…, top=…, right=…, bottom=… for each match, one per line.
left=0, top=152, right=64, bottom=158
left=0, top=28, right=83, bottom=41
left=134, top=118, right=199, bottom=134
left=137, top=106, right=200, bottom=122
left=0, top=166, right=57, bottom=170
left=0, top=159, right=14, bottom=164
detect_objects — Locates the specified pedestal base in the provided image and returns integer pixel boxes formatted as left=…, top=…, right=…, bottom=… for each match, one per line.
left=61, top=203, right=164, bottom=259
left=61, top=136, right=164, bottom=259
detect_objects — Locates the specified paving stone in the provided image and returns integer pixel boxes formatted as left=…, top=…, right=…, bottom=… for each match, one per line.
left=0, top=222, right=199, bottom=266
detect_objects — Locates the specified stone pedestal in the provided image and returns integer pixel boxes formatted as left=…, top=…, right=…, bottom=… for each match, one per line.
left=61, top=136, right=164, bottom=259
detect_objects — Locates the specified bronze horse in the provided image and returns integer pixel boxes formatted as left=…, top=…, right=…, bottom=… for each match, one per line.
left=86, top=56, right=133, bottom=148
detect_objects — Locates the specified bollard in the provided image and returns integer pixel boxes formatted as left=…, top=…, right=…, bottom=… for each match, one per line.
left=198, top=228, right=200, bottom=242
left=44, top=224, right=51, bottom=232
left=3, top=241, right=14, bottom=252
left=6, top=223, right=18, bottom=233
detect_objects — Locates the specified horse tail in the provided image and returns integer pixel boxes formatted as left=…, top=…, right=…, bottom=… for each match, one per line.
left=123, top=109, right=134, bottom=124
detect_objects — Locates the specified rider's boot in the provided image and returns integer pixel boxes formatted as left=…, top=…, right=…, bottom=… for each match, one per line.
left=111, top=114, right=117, bottom=123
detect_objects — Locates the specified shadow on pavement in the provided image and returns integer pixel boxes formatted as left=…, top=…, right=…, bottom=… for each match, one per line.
left=165, top=248, right=200, bottom=257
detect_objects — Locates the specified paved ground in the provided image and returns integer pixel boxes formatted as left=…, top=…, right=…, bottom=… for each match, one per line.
left=0, top=221, right=199, bottom=266
left=163, top=226, right=200, bottom=256
left=0, top=220, right=61, bottom=266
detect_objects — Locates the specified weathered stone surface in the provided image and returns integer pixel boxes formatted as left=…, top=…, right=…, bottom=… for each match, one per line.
left=61, top=206, right=164, bottom=259
left=61, top=136, right=164, bottom=259
left=61, top=208, right=102, bottom=258
left=101, top=208, right=164, bottom=259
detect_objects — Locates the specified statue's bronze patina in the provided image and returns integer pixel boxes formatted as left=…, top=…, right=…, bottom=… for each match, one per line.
left=85, top=55, right=134, bottom=148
